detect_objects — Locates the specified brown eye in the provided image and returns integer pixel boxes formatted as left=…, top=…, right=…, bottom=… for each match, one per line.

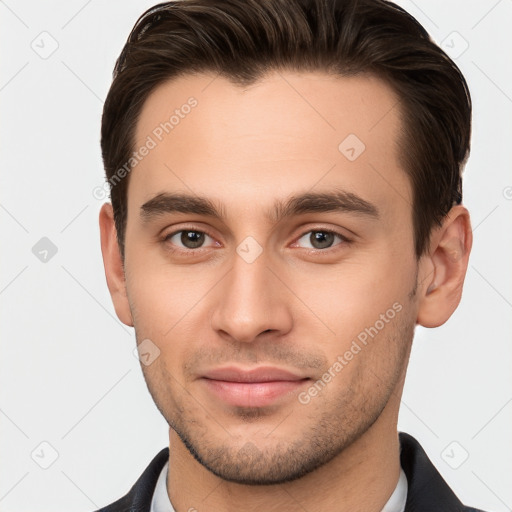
left=310, top=231, right=335, bottom=249
left=180, top=231, right=205, bottom=248
left=166, top=230, right=211, bottom=249
left=295, top=230, right=348, bottom=250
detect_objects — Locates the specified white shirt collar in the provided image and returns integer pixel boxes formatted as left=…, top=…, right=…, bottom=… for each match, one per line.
left=151, top=461, right=174, bottom=512
left=150, top=460, right=407, bottom=512
left=381, top=467, right=408, bottom=512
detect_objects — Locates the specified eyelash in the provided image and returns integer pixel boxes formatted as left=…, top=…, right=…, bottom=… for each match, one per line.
left=161, top=226, right=351, bottom=255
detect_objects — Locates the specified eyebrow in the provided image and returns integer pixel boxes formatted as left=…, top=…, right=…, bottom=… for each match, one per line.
left=140, top=190, right=379, bottom=223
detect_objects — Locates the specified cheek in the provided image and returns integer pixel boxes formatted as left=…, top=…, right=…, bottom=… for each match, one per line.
left=139, top=351, right=186, bottom=424
left=126, top=256, right=214, bottom=337
left=287, top=254, right=414, bottom=348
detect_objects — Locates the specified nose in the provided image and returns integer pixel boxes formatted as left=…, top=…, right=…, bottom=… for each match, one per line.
left=209, top=249, right=293, bottom=344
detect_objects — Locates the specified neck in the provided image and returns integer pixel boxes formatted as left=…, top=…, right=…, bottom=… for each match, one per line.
left=166, top=404, right=402, bottom=512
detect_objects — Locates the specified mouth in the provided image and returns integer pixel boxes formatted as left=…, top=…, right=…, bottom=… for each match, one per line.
left=200, top=366, right=311, bottom=408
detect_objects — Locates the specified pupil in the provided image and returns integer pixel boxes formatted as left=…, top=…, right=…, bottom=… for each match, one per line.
left=181, top=231, right=204, bottom=248
left=311, top=231, right=334, bottom=249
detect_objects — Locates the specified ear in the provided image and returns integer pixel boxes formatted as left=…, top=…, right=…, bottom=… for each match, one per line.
left=416, top=205, right=473, bottom=328
left=99, top=203, right=133, bottom=327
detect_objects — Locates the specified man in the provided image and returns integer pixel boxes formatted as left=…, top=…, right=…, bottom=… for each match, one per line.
left=96, top=0, right=483, bottom=510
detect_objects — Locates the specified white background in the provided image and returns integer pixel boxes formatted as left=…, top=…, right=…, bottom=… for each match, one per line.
left=1, top=1, right=511, bottom=511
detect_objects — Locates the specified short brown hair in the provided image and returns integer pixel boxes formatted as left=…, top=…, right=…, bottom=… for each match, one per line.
left=101, top=0, right=471, bottom=260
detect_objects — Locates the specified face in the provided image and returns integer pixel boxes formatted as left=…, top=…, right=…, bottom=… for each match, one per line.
left=122, top=71, right=421, bottom=484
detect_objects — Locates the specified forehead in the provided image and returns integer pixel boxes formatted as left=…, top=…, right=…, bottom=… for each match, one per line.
left=130, top=71, right=411, bottom=220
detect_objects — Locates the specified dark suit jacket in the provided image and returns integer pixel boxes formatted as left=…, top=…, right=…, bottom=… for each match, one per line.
left=95, top=432, right=486, bottom=511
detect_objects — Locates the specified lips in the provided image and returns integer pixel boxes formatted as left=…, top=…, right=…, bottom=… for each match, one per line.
left=202, top=366, right=306, bottom=382
left=200, top=366, right=310, bottom=407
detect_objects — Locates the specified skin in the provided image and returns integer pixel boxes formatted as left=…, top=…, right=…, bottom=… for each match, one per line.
left=99, top=71, right=472, bottom=512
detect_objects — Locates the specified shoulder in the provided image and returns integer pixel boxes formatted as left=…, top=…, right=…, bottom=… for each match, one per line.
left=399, top=432, right=488, bottom=512
left=92, top=448, right=169, bottom=512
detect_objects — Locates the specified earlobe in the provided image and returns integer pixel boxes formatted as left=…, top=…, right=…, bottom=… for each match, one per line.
left=416, top=205, right=473, bottom=328
left=99, top=203, right=134, bottom=327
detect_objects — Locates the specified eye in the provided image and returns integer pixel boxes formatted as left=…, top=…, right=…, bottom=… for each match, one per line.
left=165, top=230, right=215, bottom=250
left=295, top=230, right=348, bottom=250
